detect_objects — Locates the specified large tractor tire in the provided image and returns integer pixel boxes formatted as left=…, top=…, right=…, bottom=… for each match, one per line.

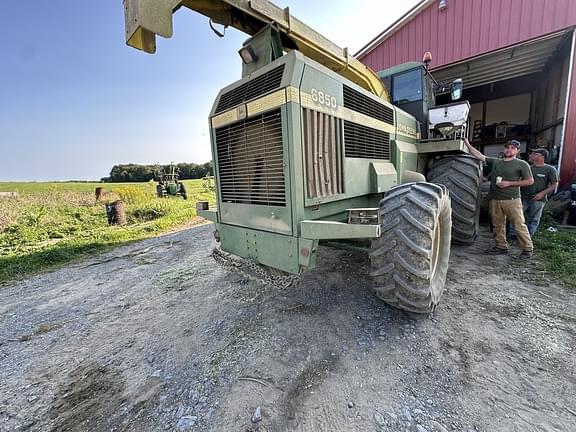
left=427, top=155, right=482, bottom=245
left=370, top=182, right=452, bottom=314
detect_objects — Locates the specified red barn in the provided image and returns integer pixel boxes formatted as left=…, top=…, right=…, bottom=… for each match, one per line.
left=357, top=0, right=576, bottom=186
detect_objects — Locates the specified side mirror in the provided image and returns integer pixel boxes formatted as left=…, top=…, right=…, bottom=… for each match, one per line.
left=451, top=79, right=463, bottom=100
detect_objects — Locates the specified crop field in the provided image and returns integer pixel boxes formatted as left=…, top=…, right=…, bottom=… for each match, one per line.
left=0, top=180, right=215, bottom=283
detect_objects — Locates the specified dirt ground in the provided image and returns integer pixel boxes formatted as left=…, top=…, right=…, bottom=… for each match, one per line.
left=1, top=223, right=575, bottom=432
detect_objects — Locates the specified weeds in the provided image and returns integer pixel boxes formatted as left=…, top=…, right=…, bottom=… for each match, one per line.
left=115, top=184, right=154, bottom=205
left=128, top=200, right=172, bottom=222
left=533, top=212, right=576, bottom=289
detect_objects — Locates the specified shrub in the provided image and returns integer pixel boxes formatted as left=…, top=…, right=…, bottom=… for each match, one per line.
left=129, top=200, right=172, bottom=222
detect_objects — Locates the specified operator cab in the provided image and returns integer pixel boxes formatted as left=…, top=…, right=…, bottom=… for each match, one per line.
left=378, top=53, right=465, bottom=139
left=379, top=61, right=434, bottom=136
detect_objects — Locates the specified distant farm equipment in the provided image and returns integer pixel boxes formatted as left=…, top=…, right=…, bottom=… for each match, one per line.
left=154, top=164, right=187, bottom=200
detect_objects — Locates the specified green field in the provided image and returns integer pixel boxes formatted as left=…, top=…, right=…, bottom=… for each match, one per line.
left=0, top=180, right=215, bottom=283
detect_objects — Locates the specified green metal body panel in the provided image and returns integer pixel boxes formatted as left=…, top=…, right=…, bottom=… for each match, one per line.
left=219, top=202, right=292, bottom=235
left=216, top=222, right=317, bottom=274
left=416, top=139, right=469, bottom=154
left=301, top=196, right=381, bottom=225
left=394, top=109, right=420, bottom=144
left=370, top=162, right=398, bottom=193
left=240, top=25, right=284, bottom=77
left=377, top=62, right=424, bottom=79
left=285, top=88, right=307, bottom=236
left=300, top=220, right=380, bottom=239
left=298, top=238, right=318, bottom=268
left=391, top=139, right=423, bottom=184
left=342, top=159, right=395, bottom=198
left=197, top=208, right=218, bottom=223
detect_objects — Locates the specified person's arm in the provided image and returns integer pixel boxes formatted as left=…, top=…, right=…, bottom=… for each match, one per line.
left=498, top=178, right=534, bottom=188
left=463, top=138, right=486, bottom=162
left=497, top=161, right=534, bottom=188
left=532, top=168, right=560, bottom=200
left=532, top=181, right=559, bottom=201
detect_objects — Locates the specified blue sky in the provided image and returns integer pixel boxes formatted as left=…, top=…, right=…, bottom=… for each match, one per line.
left=0, top=0, right=419, bottom=181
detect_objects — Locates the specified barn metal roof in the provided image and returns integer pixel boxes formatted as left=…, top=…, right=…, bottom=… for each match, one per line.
left=431, top=31, right=571, bottom=90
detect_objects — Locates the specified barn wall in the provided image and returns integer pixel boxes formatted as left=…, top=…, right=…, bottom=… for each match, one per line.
left=360, top=0, right=576, bottom=71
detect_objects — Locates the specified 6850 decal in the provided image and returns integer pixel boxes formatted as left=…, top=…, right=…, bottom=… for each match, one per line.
left=310, top=88, right=337, bottom=109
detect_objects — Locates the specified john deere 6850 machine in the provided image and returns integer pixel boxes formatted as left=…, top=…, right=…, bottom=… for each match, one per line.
left=123, top=0, right=482, bottom=313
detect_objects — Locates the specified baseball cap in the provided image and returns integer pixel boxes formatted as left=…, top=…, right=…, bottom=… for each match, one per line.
left=529, top=148, right=549, bottom=158
left=506, top=140, right=521, bottom=148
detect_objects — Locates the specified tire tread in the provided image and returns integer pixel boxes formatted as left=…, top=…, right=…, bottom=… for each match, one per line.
left=370, top=182, right=452, bottom=314
left=428, top=155, right=482, bottom=245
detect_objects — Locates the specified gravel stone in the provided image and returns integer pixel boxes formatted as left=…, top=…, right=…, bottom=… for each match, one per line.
left=251, top=406, right=262, bottom=423
left=374, top=412, right=385, bottom=426
left=402, top=407, right=413, bottom=422
left=175, top=415, right=197, bottom=430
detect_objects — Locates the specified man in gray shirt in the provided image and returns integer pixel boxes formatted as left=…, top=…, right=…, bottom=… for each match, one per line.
left=520, top=148, right=559, bottom=237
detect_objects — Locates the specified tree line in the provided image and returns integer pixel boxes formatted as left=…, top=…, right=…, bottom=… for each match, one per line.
left=101, top=162, right=213, bottom=183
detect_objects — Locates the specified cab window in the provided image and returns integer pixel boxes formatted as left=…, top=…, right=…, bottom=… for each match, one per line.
left=392, top=69, right=422, bottom=104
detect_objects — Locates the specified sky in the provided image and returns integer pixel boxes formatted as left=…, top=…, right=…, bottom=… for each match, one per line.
left=0, top=0, right=420, bottom=181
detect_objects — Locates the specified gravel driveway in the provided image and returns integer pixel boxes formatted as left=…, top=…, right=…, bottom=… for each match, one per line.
left=1, top=223, right=575, bottom=432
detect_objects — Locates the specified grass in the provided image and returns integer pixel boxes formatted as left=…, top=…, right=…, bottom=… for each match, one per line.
left=0, top=180, right=215, bottom=284
left=533, top=212, right=576, bottom=289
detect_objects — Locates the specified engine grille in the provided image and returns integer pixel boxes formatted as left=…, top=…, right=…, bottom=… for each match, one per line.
left=215, top=65, right=285, bottom=114
left=343, top=85, right=394, bottom=125
left=344, top=121, right=390, bottom=159
left=302, top=108, right=344, bottom=199
left=215, top=109, right=286, bottom=206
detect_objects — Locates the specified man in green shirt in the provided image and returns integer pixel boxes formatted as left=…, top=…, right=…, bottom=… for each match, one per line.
left=520, top=148, right=559, bottom=237
left=464, top=138, right=534, bottom=258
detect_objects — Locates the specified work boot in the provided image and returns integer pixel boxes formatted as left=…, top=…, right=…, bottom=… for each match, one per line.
left=485, top=246, right=508, bottom=255
left=518, top=250, right=533, bottom=259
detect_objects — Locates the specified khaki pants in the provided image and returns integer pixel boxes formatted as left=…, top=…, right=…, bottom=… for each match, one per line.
left=490, top=198, right=533, bottom=252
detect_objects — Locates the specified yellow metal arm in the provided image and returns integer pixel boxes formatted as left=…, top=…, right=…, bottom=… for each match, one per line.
left=124, top=0, right=389, bottom=101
